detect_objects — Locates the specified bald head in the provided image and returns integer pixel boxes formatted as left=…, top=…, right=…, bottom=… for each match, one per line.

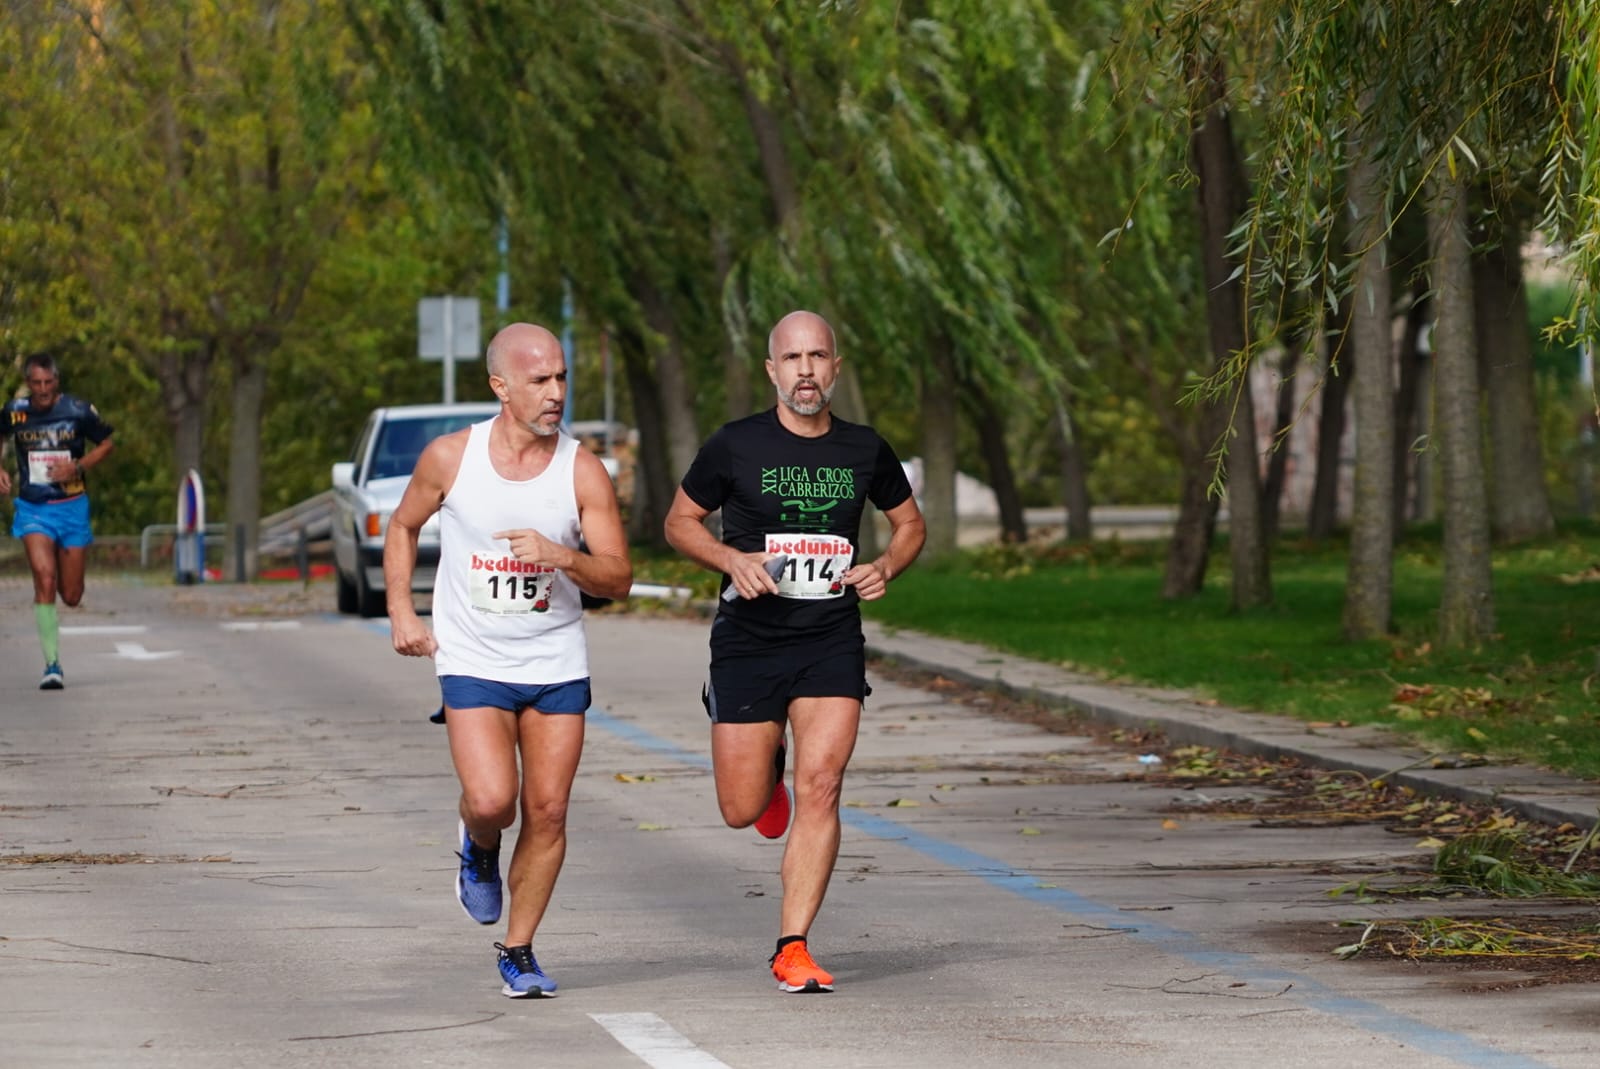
left=767, top=310, right=836, bottom=361
left=486, top=322, right=562, bottom=378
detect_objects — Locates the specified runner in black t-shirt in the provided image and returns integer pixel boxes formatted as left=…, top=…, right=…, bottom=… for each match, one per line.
left=665, top=310, right=926, bottom=993
left=0, top=353, right=116, bottom=689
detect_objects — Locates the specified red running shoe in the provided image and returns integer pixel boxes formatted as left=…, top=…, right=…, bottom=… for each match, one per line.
left=753, top=741, right=790, bottom=839
left=770, top=940, right=834, bottom=993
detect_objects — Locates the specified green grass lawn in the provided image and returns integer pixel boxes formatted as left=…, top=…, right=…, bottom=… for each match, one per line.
left=844, top=524, right=1600, bottom=780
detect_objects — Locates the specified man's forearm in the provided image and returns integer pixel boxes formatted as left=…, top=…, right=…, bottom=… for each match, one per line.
left=563, top=549, right=633, bottom=601
left=875, top=518, right=927, bottom=583
left=383, top=525, right=421, bottom=613
left=79, top=438, right=113, bottom=473
left=665, top=515, right=738, bottom=576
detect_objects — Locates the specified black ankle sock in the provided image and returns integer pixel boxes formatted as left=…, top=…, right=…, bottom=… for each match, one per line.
left=775, top=934, right=807, bottom=954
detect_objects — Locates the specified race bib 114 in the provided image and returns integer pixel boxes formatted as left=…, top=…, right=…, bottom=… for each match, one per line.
left=763, top=533, right=854, bottom=599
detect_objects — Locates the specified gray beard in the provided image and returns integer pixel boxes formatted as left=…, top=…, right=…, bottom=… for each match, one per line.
left=779, top=382, right=833, bottom=417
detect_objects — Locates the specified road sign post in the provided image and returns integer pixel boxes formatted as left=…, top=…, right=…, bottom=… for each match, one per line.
left=175, top=468, right=206, bottom=585
left=418, top=296, right=482, bottom=403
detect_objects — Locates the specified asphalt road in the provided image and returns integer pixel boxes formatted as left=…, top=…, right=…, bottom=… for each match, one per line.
left=0, top=577, right=1592, bottom=1068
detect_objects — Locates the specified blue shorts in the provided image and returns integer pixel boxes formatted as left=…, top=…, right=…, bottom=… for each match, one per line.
left=438, top=675, right=591, bottom=717
left=12, top=495, right=93, bottom=548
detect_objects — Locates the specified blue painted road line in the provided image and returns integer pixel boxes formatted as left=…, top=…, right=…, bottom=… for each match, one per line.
left=588, top=708, right=711, bottom=770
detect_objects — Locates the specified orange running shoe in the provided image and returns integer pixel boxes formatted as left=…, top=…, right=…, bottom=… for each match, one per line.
left=753, top=741, right=790, bottom=839
left=770, top=939, right=834, bottom=993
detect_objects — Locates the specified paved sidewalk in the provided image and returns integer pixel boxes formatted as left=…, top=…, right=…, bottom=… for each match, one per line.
left=864, top=620, right=1600, bottom=830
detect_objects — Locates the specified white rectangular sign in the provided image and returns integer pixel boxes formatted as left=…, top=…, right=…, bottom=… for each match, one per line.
left=417, top=296, right=482, bottom=360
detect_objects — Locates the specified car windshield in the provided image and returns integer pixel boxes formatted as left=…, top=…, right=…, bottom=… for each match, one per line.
left=367, top=414, right=488, bottom=480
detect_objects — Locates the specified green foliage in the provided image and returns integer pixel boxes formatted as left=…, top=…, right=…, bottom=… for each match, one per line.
left=1536, top=370, right=1600, bottom=519
left=1, top=2, right=496, bottom=531
left=1077, top=394, right=1183, bottom=503
left=1433, top=832, right=1600, bottom=897
left=8, top=0, right=1594, bottom=545
left=1528, top=279, right=1584, bottom=382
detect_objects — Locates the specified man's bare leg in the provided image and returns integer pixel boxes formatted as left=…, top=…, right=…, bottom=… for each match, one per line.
left=23, top=534, right=63, bottom=679
left=779, top=696, right=860, bottom=937
left=446, top=706, right=521, bottom=843
left=502, top=710, right=585, bottom=945
left=55, top=545, right=88, bottom=606
left=22, top=534, right=60, bottom=603
left=710, top=719, right=787, bottom=827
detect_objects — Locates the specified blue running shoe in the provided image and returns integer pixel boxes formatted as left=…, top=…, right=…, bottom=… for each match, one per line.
left=39, top=662, right=64, bottom=690
left=496, top=942, right=557, bottom=998
left=455, top=819, right=502, bottom=925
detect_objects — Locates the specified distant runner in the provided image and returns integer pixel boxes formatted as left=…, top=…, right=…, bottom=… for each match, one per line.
left=0, top=353, right=115, bottom=690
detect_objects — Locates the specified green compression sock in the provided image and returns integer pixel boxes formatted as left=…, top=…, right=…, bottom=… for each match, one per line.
left=35, top=603, right=59, bottom=664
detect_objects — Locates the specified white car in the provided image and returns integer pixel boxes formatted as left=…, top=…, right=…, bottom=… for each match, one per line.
left=330, top=402, right=500, bottom=616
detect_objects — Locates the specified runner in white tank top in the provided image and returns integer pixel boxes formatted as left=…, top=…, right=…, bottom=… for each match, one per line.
left=383, top=323, right=631, bottom=999
left=432, top=419, right=588, bottom=685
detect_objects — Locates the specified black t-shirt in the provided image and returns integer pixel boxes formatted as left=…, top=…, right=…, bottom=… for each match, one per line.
left=680, top=407, right=914, bottom=642
left=2, top=393, right=115, bottom=503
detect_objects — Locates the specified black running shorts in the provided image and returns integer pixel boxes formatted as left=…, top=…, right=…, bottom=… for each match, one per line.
left=701, top=619, right=871, bottom=725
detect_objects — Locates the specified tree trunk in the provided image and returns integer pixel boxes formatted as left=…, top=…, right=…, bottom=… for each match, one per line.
left=1342, top=118, right=1396, bottom=640
left=920, top=334, right=960, bottom=560
left=1163, top=412, right=1224, bottom=599
left=224, top=347, right=269, bottom=582
left=1473, top=215, right=1555, bottom=543
left=737, top=79, right=799, bottom=230
left=1427, top=172, right=1495, bottom=645
left=615, top=322, right=673, bottom=550
left=154, top=331, right=212, bottom=483
left=1260, top=336, right=1304, bottom=541
left=829, top=346, right=880, bottom=559
left=639, top=280, right=700, bottom=483
left=1054, top=400, right=1093, bottom=542
left=1392, top=287, right=1432, bottom=528
left=1188, top=50, right=1270, bottom=609
left=1223, top=380, right=1271, bottom=609
left=1305, top=313, right=1351, bottom=541
left=961, top=374, right=1027, bottom=543
left=713, top=228, right=754, bottom=420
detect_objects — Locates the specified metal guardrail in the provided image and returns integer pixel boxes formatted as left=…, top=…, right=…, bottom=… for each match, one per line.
left=138, top=489, right=337, bottom=568
left=138, top=523, right=227, bottom=568
left=258, top=489, right=335, bottom=553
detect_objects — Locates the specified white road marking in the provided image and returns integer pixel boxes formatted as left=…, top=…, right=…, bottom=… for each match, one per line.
left=220, top=621, right=301, bottom=631
left=114, top=642, right=180, bottom=661
left=589, top=1013, right=731, bottom=1069
left=61, top=625, right=148, bottom=635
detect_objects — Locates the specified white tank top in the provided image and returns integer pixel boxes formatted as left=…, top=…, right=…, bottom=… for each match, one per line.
left=432, top=419, right=588, bottom=684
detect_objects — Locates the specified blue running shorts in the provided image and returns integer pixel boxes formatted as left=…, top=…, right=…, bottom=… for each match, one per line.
left=12, top=495, right=93, bottom=548
left=439, top=675, right=591, bottom=716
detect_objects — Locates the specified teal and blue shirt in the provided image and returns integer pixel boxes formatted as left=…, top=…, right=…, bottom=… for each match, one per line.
left=2, top=394, right=115, bottom=504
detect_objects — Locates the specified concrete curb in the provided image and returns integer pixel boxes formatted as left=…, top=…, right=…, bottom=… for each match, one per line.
left=863, top=621, right=1600, bottom=831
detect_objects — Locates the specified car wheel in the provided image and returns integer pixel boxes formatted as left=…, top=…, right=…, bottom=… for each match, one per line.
left=355, top=562, right=386, bottom=618
left=336, top=567, right=359, bottom=614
